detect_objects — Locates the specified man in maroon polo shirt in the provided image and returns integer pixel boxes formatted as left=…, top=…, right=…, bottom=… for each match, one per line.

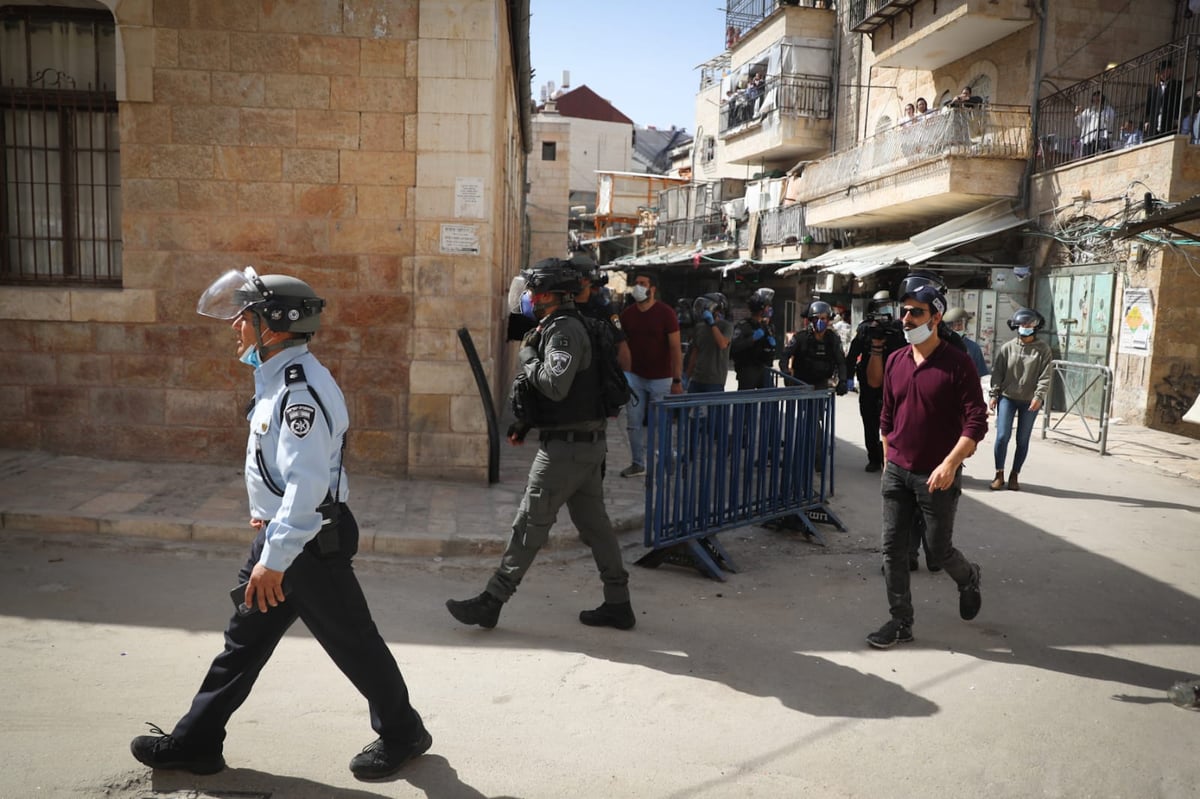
left=865, top=275, right=988, bottom=649
left=618, top=271, right=683, bottom=477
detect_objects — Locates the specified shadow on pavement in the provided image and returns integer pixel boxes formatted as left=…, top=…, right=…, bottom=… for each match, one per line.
left=146, top=761, right=515, bottom=799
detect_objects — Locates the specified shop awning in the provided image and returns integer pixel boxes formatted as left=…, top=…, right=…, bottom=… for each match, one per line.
left=608, top=242, right=734, bottom=269
left=777, top=200, right=1028, bottom=278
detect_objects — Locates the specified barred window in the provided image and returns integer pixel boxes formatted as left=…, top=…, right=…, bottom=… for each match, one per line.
left=0, top=6, right=121, bottom=286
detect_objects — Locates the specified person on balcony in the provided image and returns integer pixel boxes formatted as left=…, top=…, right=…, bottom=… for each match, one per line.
left=1119, top=118, right=1144, bottom=148
left=1074, top=91, right=1115, bottom=156
left=899, top=103, right=917, bottom=126
left=945, top=86, right=984, bottom=109
left=915, top=97, right=930, bottom=118
left=1144, top=60, right=1182, bottom=139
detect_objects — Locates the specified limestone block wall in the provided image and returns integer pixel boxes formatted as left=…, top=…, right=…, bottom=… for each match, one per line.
left=527, top=115, right=571, bottom=263
left=0, top=0, right=530, bottom=479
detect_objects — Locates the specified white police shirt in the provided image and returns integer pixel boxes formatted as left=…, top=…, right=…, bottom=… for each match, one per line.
left=246, top=345, right=349, bottom=571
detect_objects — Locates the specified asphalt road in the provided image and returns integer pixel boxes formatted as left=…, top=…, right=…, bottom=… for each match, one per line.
left=2, top=427, right=1199, bottom=799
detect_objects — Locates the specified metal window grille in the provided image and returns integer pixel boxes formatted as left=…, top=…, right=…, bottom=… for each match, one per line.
left=0, top=7, right=121, bottom=286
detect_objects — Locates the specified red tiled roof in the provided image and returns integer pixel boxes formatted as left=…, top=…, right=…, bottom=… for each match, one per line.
left=544, top=85, right=633, bottom=124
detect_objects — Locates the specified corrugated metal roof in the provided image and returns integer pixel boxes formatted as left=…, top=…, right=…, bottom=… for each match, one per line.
left=776, top=200, right=1027, bottom=278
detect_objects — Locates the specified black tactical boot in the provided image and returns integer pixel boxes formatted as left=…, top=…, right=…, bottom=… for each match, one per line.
left=445, top=591, right=503, bottom=629
left=579, top=601, right=636, bottom=630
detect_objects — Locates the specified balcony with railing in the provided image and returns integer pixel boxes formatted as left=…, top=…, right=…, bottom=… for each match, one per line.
left=1037, top=35, right=1200, bottom=172
left=794, top=105, right=1031, bottom=229
left=848, top=0, right=1033, bottom=70
left=726, top=0, right=834, bottom=46
left=719, top=73, right=833, bottom=165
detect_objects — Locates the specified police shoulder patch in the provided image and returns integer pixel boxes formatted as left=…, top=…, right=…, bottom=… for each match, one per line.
left=547, top=349, right=572, bottom=376
left=284, top=404, right=317, bottom=439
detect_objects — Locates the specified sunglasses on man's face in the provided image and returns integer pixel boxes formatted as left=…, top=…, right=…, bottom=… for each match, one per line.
left=900, top=306, right=929, bottom=319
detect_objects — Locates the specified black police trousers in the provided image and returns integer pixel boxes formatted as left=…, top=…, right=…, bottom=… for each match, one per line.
left=170, top=506, right=423, bottom=751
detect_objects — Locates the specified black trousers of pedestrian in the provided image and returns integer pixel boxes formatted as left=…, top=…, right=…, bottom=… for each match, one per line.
left=170, top=506, right=423, bottom=752
left=858, top=385, right=884, bottom=467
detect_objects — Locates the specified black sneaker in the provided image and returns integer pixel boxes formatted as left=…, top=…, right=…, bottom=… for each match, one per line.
left=959, top=563, right=982, bottom=620
left=866, top=619, right=914, bottom=649
left=864, top=462, right=882, bottom=473
left=446, top=591, right=503, bottom=629
left=349, top=728, right=433, bottom=781
left=579, top=601, right=636, bottom=630
left=130, top=723, right=225, bottom=775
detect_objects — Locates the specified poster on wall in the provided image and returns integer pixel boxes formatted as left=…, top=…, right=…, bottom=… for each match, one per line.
left=1117, top=288, right=1153, bottom=355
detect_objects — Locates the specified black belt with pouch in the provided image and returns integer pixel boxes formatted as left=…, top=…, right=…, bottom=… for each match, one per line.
left=313, top=491, right=343, bottom=556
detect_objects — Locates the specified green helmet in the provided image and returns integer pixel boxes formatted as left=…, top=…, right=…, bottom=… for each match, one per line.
left=198, top=266, right=325, bottom=334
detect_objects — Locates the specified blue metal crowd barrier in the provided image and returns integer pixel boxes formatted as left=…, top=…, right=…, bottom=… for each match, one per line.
left=635, top=379, right=845, bottom=580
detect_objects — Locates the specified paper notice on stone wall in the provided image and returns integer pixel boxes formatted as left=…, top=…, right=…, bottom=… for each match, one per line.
left=440, top=223, right=480, bottom=255
left=1118, top=287, right=1153, bottom=356
left=454, top=177, right=485, bottom=219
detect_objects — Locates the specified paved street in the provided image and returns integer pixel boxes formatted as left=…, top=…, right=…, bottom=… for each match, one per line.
left=2, top=395, right=1199, bottom=798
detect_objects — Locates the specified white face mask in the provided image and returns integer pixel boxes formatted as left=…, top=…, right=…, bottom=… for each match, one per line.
left=903, top=321, right=934, bottom=345
left=631, top=285, right=650, bottom=302
left=1018, top=327, right=1035, bottom=337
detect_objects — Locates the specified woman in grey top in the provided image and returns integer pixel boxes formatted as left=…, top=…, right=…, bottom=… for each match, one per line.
left=989, top=308, right=1054, bottom=491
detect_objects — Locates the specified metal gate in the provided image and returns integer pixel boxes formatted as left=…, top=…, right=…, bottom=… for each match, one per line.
left=636, top=384, right=845, bottom=580
left=1034, top=266, right=1116, bottom=416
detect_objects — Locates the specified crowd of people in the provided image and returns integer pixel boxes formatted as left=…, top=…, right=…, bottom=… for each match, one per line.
left=127, top=257, right=1056, bottom=782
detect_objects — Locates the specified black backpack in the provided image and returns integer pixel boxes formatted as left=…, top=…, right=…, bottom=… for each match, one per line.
left=573, top=311, right=632, bottom=418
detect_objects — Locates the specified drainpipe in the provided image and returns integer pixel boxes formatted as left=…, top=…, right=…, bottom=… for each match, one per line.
left=1019, top=0, right=1049, bottom=215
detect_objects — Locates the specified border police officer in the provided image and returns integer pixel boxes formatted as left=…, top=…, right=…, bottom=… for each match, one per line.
left=131, top=267, right=429, bottom=782
left=446, top=259, right=635, bottom=631
left=730, top=287, right=777, bottom=390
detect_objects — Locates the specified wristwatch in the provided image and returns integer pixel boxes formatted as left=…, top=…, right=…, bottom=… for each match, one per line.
left=672, top=378, right=682, bottom=384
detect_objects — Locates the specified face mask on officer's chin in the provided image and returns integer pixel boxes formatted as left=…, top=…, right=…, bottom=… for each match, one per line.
left=239, top=345, right=263, bottom=369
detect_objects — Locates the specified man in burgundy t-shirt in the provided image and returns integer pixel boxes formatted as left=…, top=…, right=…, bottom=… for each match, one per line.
left=617, top=272, right=683, bottom=477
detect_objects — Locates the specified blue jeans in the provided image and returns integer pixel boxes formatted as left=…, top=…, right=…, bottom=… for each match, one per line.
left=625, top=372, right=671, bottom=468
left=994, top=396, right=1039, bottom=473
left=881, top=462, right=974, bottom=624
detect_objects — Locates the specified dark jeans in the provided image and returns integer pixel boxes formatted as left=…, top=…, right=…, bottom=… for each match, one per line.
left=858, top=386, right=884, bottom=466
left=688, top=381, right=726, bottom=393
left=881, top=462, right=974, bottom=624
left=994, top=395, right=1039, bottom=473
left=171, top=507, right=423, bottom=752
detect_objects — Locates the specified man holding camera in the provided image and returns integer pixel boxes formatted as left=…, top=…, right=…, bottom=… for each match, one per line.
left=846, top=290, right=905, bottom=472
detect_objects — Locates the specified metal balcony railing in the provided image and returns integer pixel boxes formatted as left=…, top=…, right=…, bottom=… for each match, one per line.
left=796, top=105, right=1031, bottom=201
left=655, top=214, right=727, bottom=248
left=1036, top=34, right=1200, bottom=171
left=758, top=203, right=831, bottom=246
left=720, top=73, right=833, bottom=137
left=847, top=0, right=918, bottom=34
left=726, top=0, right=834, bottom=46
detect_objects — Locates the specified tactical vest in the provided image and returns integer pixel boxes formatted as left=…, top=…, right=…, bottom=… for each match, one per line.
left=525, top=311, right=603, bottom=427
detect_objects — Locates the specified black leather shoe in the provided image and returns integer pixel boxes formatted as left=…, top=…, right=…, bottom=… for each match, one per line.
left=130, top=723, right=225, bottom=775
left=579, top=601, right=636, bottom=630
left=865, top=462, right=882, bottom=473
left=350, top=729, right=432, bottom=780
left=446, top=591, right=502, bottom=629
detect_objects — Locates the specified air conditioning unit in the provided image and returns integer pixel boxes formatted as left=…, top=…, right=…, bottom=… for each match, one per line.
left=814, top=271, right=837, bottom=293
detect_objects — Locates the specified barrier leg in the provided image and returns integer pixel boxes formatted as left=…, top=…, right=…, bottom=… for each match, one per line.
left=635, top=535, right=737, bottom=581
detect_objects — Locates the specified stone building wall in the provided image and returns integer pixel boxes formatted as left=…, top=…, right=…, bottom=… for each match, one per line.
left=0, top=0, right=530, bottom=479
